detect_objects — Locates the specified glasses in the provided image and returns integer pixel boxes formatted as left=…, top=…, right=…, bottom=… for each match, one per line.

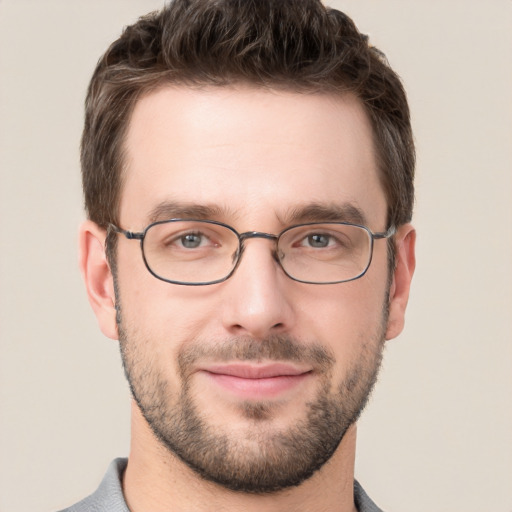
left=109, top=219, right=395, bottom=286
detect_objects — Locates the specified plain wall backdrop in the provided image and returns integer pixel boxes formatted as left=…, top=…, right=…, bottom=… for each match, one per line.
left=0, top=1, right=511, bottom=511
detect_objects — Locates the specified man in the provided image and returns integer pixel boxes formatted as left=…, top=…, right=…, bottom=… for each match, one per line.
left=64, top=0, right=415, bottom=510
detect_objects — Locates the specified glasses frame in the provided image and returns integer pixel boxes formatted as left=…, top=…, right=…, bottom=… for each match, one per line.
left=109, top=219, right=396, bottom=286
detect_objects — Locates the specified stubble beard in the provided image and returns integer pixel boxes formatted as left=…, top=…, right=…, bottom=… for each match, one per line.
left=117, top=303, right=387, bottom=494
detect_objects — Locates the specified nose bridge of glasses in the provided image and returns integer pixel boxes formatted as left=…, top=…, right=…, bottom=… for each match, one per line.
left=238, top=231, right=279, bottom=243
left=236, top=231, right=281, bottom=265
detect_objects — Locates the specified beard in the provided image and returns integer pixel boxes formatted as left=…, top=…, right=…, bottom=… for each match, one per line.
left=117, top=305, right=387, bottom=494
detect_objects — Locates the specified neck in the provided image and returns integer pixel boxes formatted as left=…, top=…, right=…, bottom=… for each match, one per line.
left=123, top=401, right=358, bottom=512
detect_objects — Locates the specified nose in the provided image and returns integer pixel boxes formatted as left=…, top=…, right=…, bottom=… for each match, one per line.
left=220, top=237, right=295, bottom=340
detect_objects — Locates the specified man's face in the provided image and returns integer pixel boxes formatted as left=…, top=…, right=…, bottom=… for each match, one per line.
left=111, top=86, right=401, bottom=492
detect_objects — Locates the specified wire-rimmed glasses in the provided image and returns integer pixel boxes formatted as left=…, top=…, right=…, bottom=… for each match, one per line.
left=109, top=219, right=395, bottom=285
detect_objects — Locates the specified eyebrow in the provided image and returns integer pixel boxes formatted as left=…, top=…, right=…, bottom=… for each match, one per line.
left=281, top=202, right=368, bottom=226
left=147, top=200, right=367, bottom=227
left=148, top=201, right=238, bottom=223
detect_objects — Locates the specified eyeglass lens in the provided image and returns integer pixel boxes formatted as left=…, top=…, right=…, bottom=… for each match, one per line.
left=141, top=220, right=373, bottom=285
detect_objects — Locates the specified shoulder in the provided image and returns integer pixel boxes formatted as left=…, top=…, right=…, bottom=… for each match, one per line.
left=354, top=480, right=386, bottom=512
left=57, top=458, right=129, bottom=512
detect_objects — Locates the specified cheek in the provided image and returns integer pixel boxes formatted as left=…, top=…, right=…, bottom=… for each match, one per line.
left=298, top=276, right=388, bottom=375
left=116, top=250, right=223, bottom=353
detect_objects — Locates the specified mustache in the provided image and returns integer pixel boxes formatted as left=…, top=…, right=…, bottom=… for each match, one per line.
left=178, top=335, right=335, bottom=377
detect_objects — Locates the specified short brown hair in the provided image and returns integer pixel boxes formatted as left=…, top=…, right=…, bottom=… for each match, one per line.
left=82, top=0, right=414, bottom=233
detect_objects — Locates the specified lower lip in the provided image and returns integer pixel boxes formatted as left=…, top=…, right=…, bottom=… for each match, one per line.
left=203, top=372, right=311, bottom=400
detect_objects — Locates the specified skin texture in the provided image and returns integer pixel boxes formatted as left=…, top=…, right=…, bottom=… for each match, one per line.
left=80, top=86, right=416, bottom=512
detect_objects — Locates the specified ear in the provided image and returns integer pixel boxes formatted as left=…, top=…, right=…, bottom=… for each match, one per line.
left=79, top=220, right=118, bottom=340
left=385, top=224, right=416, bottom=340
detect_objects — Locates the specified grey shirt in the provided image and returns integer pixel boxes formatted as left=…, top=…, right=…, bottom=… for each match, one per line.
left=59, top=458, right=384, bottom=512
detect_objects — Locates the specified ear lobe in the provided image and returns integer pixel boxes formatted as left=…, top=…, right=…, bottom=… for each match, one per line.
left=79, top=220, right=119, bottom=340
left=385, top=224, right=416, bottom=340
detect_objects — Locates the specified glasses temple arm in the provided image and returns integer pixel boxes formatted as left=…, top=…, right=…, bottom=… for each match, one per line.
left=372, top=225, right=396, bottom=240
left=108, top=223, right=144, bottom=240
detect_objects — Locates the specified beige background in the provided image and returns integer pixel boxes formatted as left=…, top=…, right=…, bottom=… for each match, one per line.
left=0, top=1, right=511, bottom=511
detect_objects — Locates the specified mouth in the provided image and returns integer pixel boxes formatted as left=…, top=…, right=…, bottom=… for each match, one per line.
left=198, top=363, right=313, bottom=400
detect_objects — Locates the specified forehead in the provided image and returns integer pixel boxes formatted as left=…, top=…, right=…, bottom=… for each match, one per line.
left=120, top=85, right=386, bottom=229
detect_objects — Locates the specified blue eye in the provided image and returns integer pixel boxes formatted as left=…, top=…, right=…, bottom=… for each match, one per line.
left=306, top=234, right=331, bottom=248
left=180, top=233, right=204, bottom=248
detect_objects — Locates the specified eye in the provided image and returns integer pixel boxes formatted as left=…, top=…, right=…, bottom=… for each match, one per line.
left=304, top=233, right=333, bottom=248
left=179, top=232, right=208, bottom=249
left=147, top=221, right=231, bottom=258
left=286, top=226, right=353, bottom=253
left=171, top=230, right=220, bottom=250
